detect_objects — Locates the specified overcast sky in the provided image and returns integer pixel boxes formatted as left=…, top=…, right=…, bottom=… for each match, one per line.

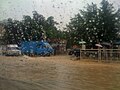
left=0, top=0, right=120, bottom=30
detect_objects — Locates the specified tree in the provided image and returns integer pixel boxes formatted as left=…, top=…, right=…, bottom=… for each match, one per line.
left=45, top=16, right=58, bottom=39
left=67, top=0, right=120, bottom=48
left=0, top=22, right=5, bottom=44
left=98, top=0, right=120, bottom=43
left=67, top=3, right=99, bottom=47
left=3, top=11, right=66, bottom=45
left=4, top=18, right=21, bottom=44
left=116, top=9, right=120, bottom=40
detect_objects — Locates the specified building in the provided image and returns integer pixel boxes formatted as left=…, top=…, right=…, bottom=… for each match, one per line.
left=49, top=39, right=67, bottom=55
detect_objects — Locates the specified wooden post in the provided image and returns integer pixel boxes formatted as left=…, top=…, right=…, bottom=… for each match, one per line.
left=98, top=48, right=101, bottom=60
left=80, top=49, right=82, bottom=60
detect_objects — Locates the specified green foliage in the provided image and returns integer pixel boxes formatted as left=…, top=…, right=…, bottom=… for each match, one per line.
left=67, top=0, right=120, bottom=47
left=3, top=11, right=66, bottom=44
left=99, top=0, right=119, bottom=42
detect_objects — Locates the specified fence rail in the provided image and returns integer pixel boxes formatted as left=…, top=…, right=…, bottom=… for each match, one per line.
left=80, top=49, right=120, bottom=61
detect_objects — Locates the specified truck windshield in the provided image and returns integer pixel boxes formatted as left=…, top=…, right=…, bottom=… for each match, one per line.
left=44, top=43, right=52, bottom=49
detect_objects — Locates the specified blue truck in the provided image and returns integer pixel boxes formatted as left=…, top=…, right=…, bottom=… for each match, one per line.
left=21, top=41, right=54, bottom=56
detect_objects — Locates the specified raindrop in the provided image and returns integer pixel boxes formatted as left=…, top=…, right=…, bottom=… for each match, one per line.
left=92, top=20, right=95, bottom=22
left=10, top=33, right=13, bottom=35
left=90, top=40, right=92, bottom=42
left=89, top=20, right=91, bottom=22
left=84, top=22, right=86, bottom=24
left=115, top=17, right=118, bottom=20
left=8, top=2, right=11, bottom=4
left=96, top=23, right=99, bottom=25
left=15, top=23, right=17, bottom=26
left=94, top=33, right=97, bottom=35
left=94, top=27, right=96, bottom=30
left=53, top=5, right=55, bottom=8
left=27, top=22, right=30, bottom=24
left=86, top=28, right=89, bottom=30
left=69, top=1, right=72, bottom=3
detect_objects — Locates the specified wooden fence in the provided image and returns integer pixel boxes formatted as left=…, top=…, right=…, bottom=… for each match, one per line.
left=80, top=49, right=120, bottom=61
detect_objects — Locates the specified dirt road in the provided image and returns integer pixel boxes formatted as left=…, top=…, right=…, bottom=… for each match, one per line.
left=0, top=55, right=120, bottom=90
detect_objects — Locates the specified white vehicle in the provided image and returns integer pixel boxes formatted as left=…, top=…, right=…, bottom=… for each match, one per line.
left=5, top=44, right=21, bottom=56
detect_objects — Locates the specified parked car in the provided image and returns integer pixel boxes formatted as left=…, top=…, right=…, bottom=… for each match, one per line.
left=5, top=44, right=21, bottom=56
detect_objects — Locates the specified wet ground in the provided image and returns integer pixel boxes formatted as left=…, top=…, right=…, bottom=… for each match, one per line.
left=0, top=55, right=120, bottom=90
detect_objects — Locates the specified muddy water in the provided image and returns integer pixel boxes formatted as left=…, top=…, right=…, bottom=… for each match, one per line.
left=0, top=56, right=120, bottom=90
left=35, top=63, right=120, bottom=90
left=52, top=65, right=120, bottom=90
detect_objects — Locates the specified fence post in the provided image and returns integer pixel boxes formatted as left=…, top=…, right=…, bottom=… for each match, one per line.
left=105, top=49, right=108, bottom=60
left=80, top=49, right=82, bottom=60
left=110, top=49, right=112, bottom=60
left=98, top=49, right=101, bottom=60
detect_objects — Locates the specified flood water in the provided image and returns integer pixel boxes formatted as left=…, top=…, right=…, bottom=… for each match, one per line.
left=0, top=56, right=120, bottom=90
left=50, top=65, right=120, bottom=90
left=35, top=62, right=120, bottom=90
